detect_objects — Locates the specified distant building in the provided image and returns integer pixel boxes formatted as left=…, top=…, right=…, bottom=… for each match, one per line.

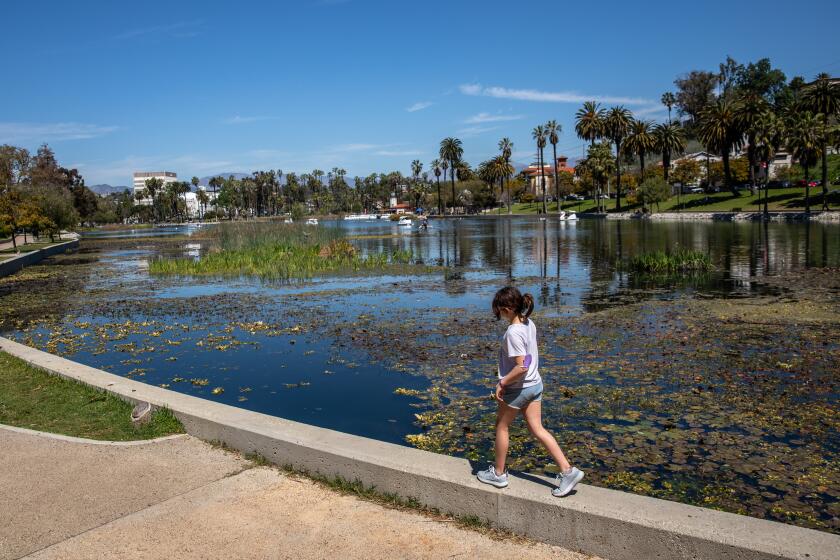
left=524, top=156, right=575, bottom=198
left=132, top=171, right=178, bottom=205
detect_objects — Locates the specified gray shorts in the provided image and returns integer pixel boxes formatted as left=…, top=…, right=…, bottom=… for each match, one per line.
left=502, top=381, right=543, bottom=409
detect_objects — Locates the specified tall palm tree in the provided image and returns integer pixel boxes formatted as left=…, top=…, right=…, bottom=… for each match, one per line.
left=624, top=118, right=656, bottom=177
left=604, top=106, right=633, bottom=211
left=439, top=137, right=463, bottom=213
left=487, top=155, right=514, bottom=215
left=546, top=120, right=562, bottom=213
left=736, top=92, right=771, bottom=195
left=411, top=159, right=422, bottom=180
left=802, top=73, right=840, bottom=208
left=440, top=159, right=449, bottom=211
left=698, top=97, right=744, bottom=195
left=754, top=111, right=784, bottom=217
left=430, top=159, right=443, bottom=215
left=654, top=122, right=687, bottom=184
left=498, top=137, right=514, bottom=214
left=532, top=125, right=548, bottom=214
left=661, top=92, right=677, bottom=124
left=786, top=111, right=823, bottom=215
left=575, top=101, right=605, bottom=145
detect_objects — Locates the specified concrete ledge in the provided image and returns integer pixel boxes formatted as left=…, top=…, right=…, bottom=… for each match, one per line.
left=0, top=423, right=188, bottom=446
left=1, top=336, right=837, bottom=560
left=0, top=239, right=79, bottom=278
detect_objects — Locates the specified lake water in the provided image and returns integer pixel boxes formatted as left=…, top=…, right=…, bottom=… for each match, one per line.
left=7, top=217, right=833, bottom=443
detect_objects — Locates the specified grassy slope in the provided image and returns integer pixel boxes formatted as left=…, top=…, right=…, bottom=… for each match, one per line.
left=0, top=351, right=184, bottom=440
left=505, top=187, right=840, bottom=215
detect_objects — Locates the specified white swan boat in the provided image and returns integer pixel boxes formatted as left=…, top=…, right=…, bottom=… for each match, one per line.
left=305, top=218, right=319, bottom=226
left=397, top=217, right=412, bottom=226
left=560, top=211, right=578, bottom=221
left=343, top=214, right=377, bottom=221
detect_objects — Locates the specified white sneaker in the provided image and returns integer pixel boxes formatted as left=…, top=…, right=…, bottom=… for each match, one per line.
left=552, top=467, right=584, bottom=497
left=477, top=465, right=509, bottom=488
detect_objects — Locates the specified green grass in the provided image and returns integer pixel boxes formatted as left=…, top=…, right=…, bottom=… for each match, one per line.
left=0, top=351, right=184, bottom=440
left=505, top=187, right=840, bottom=215
left=149, top=222, right=421, bottom=280
left=0, top=242, right=60, bottom=254
left=627, top=248, right=712, bottom=273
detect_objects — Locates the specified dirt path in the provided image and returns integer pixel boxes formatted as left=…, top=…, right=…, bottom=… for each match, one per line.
left=1, top=425, right=595, bottom=560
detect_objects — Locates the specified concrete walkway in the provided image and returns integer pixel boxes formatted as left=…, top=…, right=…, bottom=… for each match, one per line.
left=1, top=426, right=595, bottom=560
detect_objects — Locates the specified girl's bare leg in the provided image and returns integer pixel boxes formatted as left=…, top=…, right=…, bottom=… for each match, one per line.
left=522, top=400, right=572, bottom=472
left=494, top=402, right=520, bottom=474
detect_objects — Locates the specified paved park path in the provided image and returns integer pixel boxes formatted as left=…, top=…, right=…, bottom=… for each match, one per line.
left=1, top=425, right=596, bottom=560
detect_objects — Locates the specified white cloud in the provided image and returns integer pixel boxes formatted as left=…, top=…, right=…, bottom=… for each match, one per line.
left=0, top=122, right=118, bottom=144
left=374, top=150, right=423, bottom=157
left=457, top=125, right=500, bottom=138
left=631, top=105, right=668, bottom=118
left=464, top=112, right=524, bottom=124
left=459, top=83, right=652, bottom=106
left=406, top=101, right=433, bottom=112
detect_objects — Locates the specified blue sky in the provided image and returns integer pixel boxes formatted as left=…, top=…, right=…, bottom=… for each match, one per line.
left=2, top=0, right=839, bottom=186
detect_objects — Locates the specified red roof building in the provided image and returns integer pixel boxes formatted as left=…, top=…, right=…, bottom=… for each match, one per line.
left=525, top=156, right=575, bottom=196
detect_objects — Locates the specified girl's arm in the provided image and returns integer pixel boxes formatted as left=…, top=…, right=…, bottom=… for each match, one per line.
left=499, top=355, right=528, bottom=388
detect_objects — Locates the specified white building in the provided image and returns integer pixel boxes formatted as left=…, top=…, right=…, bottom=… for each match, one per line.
left=132, top=171, right=178, bottom=205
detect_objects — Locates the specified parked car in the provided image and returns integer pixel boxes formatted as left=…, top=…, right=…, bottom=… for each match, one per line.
left=796, top=179, right=819, bottom=187
left=689, top=186, right=704, bottom=194
left=565, top=193, right=584, bottom=201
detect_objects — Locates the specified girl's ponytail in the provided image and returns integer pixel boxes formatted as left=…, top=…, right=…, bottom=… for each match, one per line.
left=521, top=293, right=534, bottom=320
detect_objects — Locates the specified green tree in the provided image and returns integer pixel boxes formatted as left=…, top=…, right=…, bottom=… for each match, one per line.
left=439, top=137, right=463, bottom=213
left=654, top=122, right=687, bottom=184
left=802, top=73, right=840, bottom=209
left=625, top=118, right=656, bottom=177
left=546, top=120, right=563, bottom=213
left=532, top=125, right=548, bottom=213
left=698, top=97, right=744, bottom=194
left=430, top=159, right=443, bottom=214
left=661, top=92, right=677, bottom=124
left=674, top=70, right=717, bottom=130
left=786, top=111, right=823, bottom=214
left=498, top=137, right=514, bottom=214
left=578, top=142, right=615, bottom=212
left=196, top=189, right=209, bottom=220
left=575, top=101, right=605, bottom=145
left=736, top=92, right=771, bottom=194
left=604, top=106, right=633, bottom=211
left=753, top=111, right=784, bottom=216
left=638, top=177, right=671, bottom=212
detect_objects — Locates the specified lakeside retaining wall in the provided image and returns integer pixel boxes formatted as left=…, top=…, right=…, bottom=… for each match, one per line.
left=0, top=239, right=79, bottom=278
left=1, top=336, right=836, bottom=560
left=597, top=211, right=840, bottom=222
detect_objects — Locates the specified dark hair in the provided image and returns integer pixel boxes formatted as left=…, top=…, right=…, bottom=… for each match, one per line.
left=492, top=286, right=534, bottom=321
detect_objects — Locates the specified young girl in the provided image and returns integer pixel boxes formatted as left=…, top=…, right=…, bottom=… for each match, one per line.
left=477, top=286, right=584, bottom=497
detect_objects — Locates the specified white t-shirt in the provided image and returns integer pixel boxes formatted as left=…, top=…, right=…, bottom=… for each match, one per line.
left=498, top=320, right=541, bottom=389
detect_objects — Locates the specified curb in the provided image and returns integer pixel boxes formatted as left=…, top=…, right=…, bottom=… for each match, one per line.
left=0, top=423, right=188, bottom=446
left=1, top=336, right=837, bottom=560
left=0, top=239, right=79, bottom=278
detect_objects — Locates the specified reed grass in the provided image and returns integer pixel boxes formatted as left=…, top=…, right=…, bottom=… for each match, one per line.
left=149, top=222, right=420, bottom=280
left=628, top=248, right=712, bottom=273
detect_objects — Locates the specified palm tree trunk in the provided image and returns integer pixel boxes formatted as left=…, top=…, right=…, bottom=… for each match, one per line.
left=615, top=140, right=622, bottom=212
left=540, top=148, right=547, bottom=214
left=663, top=151, right=670, bottom=183
left=763, top=158, right=770, bottom=217
left=436, top=177, right=441, bottom=215
left=723, top=148, right=735, bottom=196
left=640, top=151, right=646, bottom=178
left=552, top=143, right=559, bottom=214
left=804, top=164, right=810, bottom=215
left=506, top=175, right=511, bottom=214
left=821, top=136, right=829, bottom=210
left=450, top=165, right=456, bottom=215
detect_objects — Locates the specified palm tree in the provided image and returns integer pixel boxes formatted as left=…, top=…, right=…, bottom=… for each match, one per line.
left=430, top=159, right=443, bottom=215
left=754, top=111, right=784, bottom=217
left=411, top=159, right=422, bottom=180
left=802, top=73, right=840, bottom=208
left=439, top=137, right=463, bottom=213
left=196, top=189, right=209, bottom=220
left=531, top=125, right=547, bottom=213
left=654, top=122, right=687, bottom=184
left=661, top=92, right=677, bottom=124
left=440, top=159, right=449, bottom=211
left=498, top=137, right=514, bottom=214
left=604, top=106, right=633, bottom=211
left=786, top=111, right=823, bottom=215
left=575, top=101, right=605, bottom=146
left=698, top=97, right=744, bottom=195
left=625, top=118, right=656, bottom=177
left=486, top=155, right=513, bottom=215
left=736, top=92, right=771, bottom=195
left=546, top=120, right=563, bottom=213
